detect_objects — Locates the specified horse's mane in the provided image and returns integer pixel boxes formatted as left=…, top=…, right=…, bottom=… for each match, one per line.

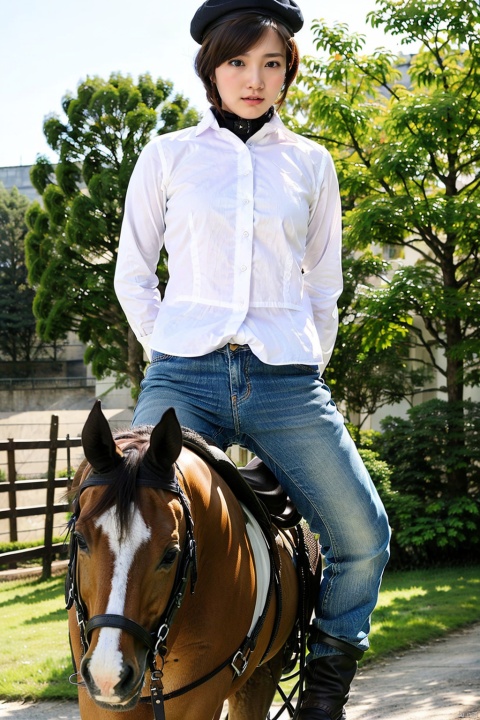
left=181, top=427, right=213, bottom=454
left=72, top=424, right=210, bottom=536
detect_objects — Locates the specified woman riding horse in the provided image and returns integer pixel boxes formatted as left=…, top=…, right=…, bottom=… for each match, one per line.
left=114, top=1, right=391, bottom=718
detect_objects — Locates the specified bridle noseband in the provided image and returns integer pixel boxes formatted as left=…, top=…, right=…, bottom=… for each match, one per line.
left=65, top=463, right=197, bottom=720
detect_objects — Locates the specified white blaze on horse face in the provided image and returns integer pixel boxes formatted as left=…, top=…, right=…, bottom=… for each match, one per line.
left=88, top=504, right=151, bottom=701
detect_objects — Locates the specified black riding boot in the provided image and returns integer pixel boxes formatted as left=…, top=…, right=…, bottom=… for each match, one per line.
left=297, top=630, right=363, bottom=720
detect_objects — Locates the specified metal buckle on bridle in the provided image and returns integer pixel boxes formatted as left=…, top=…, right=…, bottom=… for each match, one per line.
left=231, top=649, right=250, bottom=677
left=154, top=623, right=169, bottom=657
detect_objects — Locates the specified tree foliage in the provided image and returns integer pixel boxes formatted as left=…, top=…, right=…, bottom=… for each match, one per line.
left=290, top=0, right=480, bottom=408
left=326, top=251, right=433, bottom=424
left=25, top=73, right=199, bottom=390
left=0, top=184, right=45, bottom=364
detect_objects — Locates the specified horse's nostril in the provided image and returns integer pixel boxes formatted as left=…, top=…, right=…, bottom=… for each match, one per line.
left=80, top=658, right=92, bottom=685
left=116, top=662, right=136, bottom=693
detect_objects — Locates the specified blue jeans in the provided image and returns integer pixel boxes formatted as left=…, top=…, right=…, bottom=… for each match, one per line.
left=133, top=345, right=390, bottom=656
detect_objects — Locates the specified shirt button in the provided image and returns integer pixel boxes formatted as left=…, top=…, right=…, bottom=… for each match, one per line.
left=240, top=265, right=247, bottom=272
left=243, top=231, right=249, bottom=237
left=243, top=199, right=250, bottom=205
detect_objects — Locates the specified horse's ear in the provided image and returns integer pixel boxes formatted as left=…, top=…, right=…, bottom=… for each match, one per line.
left=144, top=408, right=182, bottom=474
left=81, top=400, right=123, bottom=473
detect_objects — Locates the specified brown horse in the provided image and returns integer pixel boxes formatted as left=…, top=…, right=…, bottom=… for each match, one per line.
left=66, top=401, right=317, bottom=720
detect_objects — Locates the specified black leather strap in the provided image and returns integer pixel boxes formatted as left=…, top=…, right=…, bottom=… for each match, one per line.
left=85, top=614, right=155, bottom=652
left=309, top=629, right=364, bottom=661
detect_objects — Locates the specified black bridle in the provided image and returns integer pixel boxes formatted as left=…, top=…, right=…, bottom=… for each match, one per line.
left=65, top=464, right=198, bottom=720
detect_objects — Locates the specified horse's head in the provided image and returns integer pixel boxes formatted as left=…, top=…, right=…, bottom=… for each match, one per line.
left=67, top=401, right=193, bottom=710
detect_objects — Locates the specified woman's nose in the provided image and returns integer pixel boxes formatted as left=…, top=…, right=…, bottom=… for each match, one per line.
left=247, top=69, right=264, bottom=90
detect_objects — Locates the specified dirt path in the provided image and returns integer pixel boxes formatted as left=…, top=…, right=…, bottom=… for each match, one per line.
left=347, top=622, right=480, bottom=720
left=1, top=623, right=479, bottom=719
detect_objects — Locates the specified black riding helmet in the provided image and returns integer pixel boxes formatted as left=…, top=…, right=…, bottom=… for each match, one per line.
left=190, top=0, right=304, bottom=43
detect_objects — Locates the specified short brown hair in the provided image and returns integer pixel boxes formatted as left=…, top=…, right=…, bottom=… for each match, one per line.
left=194, top=12, right=300, bottom=113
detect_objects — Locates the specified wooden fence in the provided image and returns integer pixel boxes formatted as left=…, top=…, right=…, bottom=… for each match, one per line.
left=0, top=415, right=82, bottom=579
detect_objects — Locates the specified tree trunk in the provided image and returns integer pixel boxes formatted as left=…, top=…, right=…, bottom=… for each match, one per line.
left=441, top=239, right=468, bottom=494
left=444, top=315, right=468, bottom=495
left=445, top=327, right=463, bottom=406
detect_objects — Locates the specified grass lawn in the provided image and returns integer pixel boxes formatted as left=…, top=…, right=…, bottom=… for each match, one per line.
left=0, top=575, right=77, bottom=701
left=0, top=565, right=479, bottom=701
left=361, top=564, right=480, bottom=665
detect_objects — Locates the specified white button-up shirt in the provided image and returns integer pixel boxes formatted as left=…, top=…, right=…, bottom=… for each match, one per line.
left=115, top=110, right=343, bottom=372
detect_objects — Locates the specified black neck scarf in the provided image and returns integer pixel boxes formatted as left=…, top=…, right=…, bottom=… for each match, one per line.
left=212, top=106, right=275, bottom=143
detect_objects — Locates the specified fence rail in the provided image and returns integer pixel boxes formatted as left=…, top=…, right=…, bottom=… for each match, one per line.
left=0, top=415, right=82, bottom=579
left=0, top=377, right=96, bottom=390
left=3, top=542, right=68, bottom=566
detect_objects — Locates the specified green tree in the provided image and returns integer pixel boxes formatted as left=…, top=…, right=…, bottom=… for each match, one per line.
left=0, top=184, right=44, bottom=364
left=327, top=251, right=432, bottom=427
left=290, top=0, right=480, bottom=411
left=25, top=73, right=199, bottom=391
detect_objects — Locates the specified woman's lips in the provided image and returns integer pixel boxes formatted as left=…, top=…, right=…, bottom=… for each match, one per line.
left=242, top=97, right=264, bottom=106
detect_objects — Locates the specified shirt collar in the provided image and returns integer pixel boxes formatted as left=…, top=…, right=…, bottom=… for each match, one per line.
left=195, top=109, right=217, bottom=136
left=195, top=108, right=285, bottom=142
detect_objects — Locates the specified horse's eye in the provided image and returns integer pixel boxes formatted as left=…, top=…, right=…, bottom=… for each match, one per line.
left=75, top=532, right=89, bottom=552
left=159, top=548, right=179, bottom=568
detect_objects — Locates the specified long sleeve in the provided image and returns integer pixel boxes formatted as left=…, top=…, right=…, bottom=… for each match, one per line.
left=302, top=152, right=343, bottom=371
left=114, top=142, right=167, bottom=360
left=113, top=112, right=342, bottom=367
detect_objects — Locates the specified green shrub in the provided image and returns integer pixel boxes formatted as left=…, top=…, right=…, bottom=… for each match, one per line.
left=376, top=399, right=480, bottom=567
left=347, top=424, right=382, bottom=451
left=57, top=467, right=76, bottom=479
left=358, top=448, right=392, bottom=493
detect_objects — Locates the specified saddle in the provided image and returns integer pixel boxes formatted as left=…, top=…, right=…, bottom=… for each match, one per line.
left=239, top=456, right=302, bottom=529
left=181, top=431, right=302, bottom=532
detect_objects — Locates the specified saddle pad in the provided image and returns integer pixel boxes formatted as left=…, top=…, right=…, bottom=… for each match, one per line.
left=242, top=503, right=271, bottom=639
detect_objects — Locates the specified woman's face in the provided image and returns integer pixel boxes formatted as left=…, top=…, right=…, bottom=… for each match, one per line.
left=214, top=27, right=286, bottom=118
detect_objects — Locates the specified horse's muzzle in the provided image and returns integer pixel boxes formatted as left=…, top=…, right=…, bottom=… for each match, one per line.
left=81, top=653, right=147, bottom=709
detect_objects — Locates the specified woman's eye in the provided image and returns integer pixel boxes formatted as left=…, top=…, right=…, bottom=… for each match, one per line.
left=229, top=59, right=244, bottom=67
